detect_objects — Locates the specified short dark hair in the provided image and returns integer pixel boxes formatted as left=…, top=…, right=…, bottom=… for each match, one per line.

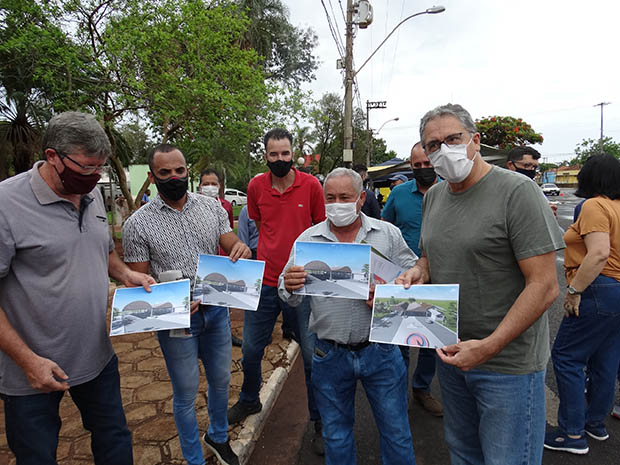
left=507, top=146, right=541, bottom=163
left=148, top=143, right=180, bottom=171
left=264, top=128, right=293, bottom=150
left=574, top=153, right=620, bottom=200
left=200, top=168, right=222, bottom=184
left=352, top=163, right=368, bottom=174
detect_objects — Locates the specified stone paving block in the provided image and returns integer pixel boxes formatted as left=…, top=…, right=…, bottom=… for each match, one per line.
left=134, top=444, right=165, bottom=464
left=137, top=336, right=160, bottom=349
left=134, top=381, right=173, bottom=402
left=125, top=403, right=158, bottom=425
left=133, top=416, right=178, bottom=441
left=121, top=374, right=154, bottom=389
left=120, top=348, right=153, bottom=363
left=136, top=355, right=167, bottom=372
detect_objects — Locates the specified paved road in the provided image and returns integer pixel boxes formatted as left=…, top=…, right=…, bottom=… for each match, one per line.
left=302, top=275, right=369, bottom=299
left=287, top=188, right=620, bottom=465
left=195, top=284, right=260, bottom=310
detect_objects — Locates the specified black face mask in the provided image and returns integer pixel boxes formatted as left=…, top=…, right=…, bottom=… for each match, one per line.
left=267, top=160, right=293, bottom=178
left=412, top=167, right=437, bottom=187
left=514, top=167, right=537, bottom=179
left=153, top=175, right=188, bottom=201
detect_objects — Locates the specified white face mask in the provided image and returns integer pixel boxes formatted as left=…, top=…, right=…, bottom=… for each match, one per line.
left=200, top=185, right=219, bottom=198
left=325, top=200, right=360, bottom=227
left=428, top=137, right=474, bottom=183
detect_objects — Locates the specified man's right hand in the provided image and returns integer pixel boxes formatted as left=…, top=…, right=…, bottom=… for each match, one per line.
left=284, top=265, right=307, bottom=293
left=24, top=355, right=69, bottom=392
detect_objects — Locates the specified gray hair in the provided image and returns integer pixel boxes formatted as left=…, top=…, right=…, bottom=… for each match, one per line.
left=324, top=167, right=363, bottom=195
left=419, top=104, right=477, bottom=142
left=42, top=112, right=111, bottom=159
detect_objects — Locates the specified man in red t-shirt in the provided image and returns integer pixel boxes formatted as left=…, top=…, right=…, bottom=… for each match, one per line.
left=228, top=128, right=326, bottom=454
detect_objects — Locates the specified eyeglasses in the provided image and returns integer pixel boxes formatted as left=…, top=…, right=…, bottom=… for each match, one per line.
left=52, top=148, right=108, bottom=175
left=423, top=132, right=468, bottom=154
left=512, top=161, right=539, bottom=171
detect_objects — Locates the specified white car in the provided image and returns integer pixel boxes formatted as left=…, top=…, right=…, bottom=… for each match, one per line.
left=541, top=183, right=561, bottom=196
left=224, top=188, right=247, bottom=206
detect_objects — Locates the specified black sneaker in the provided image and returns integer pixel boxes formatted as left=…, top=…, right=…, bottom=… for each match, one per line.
left=202, top=433, right=239, bottom=465
left=227, top=399, right=262, bottom=424
left=231, top=334, right=243, bottom=347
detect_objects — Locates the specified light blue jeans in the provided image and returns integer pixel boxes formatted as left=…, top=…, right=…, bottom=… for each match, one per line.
left=437, top=361, right=546, bottom=465
left=311, top=339, right=415, bottom=465
left=158, top=305, right=231, bottom=465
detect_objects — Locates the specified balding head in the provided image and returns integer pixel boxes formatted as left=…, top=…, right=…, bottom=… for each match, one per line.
left=409, top=142, right=432, bottom=170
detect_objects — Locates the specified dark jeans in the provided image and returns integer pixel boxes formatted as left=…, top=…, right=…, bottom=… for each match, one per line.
left=1, top=355, right=132, bottom=465
left=552, top=274, right=620, bottom=435
left=241, top=285, right=319, bottom=421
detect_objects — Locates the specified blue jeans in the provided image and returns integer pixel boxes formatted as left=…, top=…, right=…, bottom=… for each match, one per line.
left=552, top=274, right=620, bottom=436
left=312, top=339, right=415, bottom=465
left=158, top=305, right=231, bottom=465
left=437, top=361, right=546, bottom=465
left=1, top=355, right=131, bottom=465
left=241, top=285, right=319, bottom=421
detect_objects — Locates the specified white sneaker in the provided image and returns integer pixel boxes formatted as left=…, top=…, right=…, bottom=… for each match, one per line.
left=612, top=404, right=620, bottom=420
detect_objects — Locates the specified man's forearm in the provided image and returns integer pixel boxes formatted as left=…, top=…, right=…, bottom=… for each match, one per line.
left=108, top=250, right=131, bottom=283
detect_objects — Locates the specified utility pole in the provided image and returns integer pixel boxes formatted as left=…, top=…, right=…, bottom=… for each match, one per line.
left=366, top=100, right=386, bottom=167
left=594, top=101, right=610, bottom=153
left=343, top=0, right=354, bottom=167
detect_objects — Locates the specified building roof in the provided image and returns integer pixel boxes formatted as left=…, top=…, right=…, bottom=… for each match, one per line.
left=204, top=272, right=228, bottom=283
left=123, top=300, right=152, bottom=311
left=332, top=266, right=352, bottom=273
left=304, top=260, right=331, bottom=271
left=229, top=279, right=246, bottom=286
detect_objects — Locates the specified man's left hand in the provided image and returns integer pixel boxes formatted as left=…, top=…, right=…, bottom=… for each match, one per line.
left=123, top=270, right=156, bottom=292
left=228, top=242, right=251, bottom=262
left=436, top=339, right=497, bottom=371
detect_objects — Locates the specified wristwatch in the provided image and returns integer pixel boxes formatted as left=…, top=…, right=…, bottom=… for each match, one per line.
left=567, top=285, right=581, bottom=295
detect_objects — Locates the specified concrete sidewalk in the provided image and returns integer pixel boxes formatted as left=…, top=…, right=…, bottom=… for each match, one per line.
left=0, top=306, right=298, bottom=465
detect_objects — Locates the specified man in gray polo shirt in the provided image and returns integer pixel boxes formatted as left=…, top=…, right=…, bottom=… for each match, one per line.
left=0, top=111, right=154, bottom=465
left=280, top=168, right=418, bottom=465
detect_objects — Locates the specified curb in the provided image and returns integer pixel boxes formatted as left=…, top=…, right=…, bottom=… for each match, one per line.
left=233, top=341, right=301, bottom=464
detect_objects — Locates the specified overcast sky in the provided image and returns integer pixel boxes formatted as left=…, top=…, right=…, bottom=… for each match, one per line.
left=285, top=0, right=620, bottom=163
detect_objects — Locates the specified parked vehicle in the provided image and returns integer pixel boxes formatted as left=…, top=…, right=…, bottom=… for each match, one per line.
left=541, top=183, right=561, bottom=196
left=224, top=188, right=247, bottom=206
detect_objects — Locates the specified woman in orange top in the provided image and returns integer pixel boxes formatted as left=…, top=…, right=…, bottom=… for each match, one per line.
left=544, top=153, right=620, bottom=455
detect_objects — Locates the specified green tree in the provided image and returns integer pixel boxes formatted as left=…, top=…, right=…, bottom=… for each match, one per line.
left=361, top=263, right=369, bottom=279
left=236, top=0, right=318, bottom=86
left=310, top=92, right=343, bottom=174
left=572, top=137, right=620, bottom=165
left=0, top=0, right=86, bottom=179
left=475, top=116, right=543, bottom=150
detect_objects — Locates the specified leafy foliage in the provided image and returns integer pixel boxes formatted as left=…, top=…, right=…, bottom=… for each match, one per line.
left=475, top=116, right=543, bottom=150
left=572, top=137, right=620, bottom=165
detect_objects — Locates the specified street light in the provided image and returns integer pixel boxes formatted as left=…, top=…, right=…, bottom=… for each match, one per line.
left=343, top=3, right=445, bottom=165
left=354, top=6, right=446, bottom=78
left=368, top=117, right=399, bottom=166
left=377, top=117, right=400, bottom=134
